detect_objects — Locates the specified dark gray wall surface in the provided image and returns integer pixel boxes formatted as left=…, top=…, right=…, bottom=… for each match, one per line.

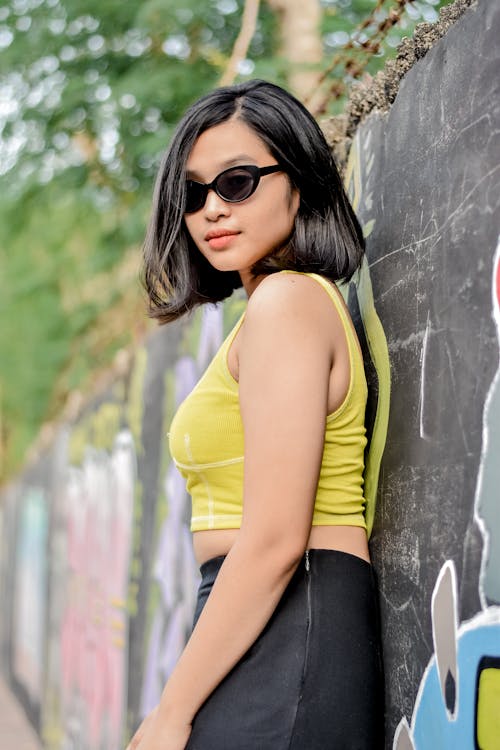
left=351, top=0, right=500, bottom=738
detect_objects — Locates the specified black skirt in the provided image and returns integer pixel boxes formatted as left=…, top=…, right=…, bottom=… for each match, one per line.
left=186, top=548, right=385, bottom=750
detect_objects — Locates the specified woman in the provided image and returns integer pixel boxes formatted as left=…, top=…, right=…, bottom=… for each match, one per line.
left=129, top=80, right=384, bottom=750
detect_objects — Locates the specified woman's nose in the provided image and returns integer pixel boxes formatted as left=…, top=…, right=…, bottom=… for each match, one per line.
left=204, top=189, right=231, bottom=220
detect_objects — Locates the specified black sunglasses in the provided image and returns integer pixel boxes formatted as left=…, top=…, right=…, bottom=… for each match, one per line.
left=184, top=164, right=282, bottom=214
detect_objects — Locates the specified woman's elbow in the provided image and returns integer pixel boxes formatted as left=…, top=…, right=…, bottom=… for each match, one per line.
left=239, top=527, right=307, bottom=575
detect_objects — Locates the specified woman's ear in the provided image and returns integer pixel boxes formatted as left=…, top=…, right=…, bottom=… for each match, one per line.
left=290, top=187, right=300, bottom=216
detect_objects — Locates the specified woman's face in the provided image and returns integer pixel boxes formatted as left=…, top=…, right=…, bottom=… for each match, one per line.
left=183, top=118, right=299, bottom=287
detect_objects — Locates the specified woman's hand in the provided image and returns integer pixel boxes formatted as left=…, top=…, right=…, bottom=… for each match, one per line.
left=126, top=706, right=192, bottom=750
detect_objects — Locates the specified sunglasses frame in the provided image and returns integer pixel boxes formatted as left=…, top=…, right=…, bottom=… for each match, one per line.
left=184, top=164, right=282, bottom=213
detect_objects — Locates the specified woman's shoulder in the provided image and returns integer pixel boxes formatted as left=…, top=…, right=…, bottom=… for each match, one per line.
left=240, top=272, right=340, bottom=365
left=239, top=272, right=335, bottom=380
left=246, top=270, right=336, bottom=324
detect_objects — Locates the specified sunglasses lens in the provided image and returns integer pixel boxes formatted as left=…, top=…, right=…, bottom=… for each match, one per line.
left=217, top=168, right=256, bottom=202
left=185, top=181, right=206, bottom=213
left=184, top=166, right=261, bottom=212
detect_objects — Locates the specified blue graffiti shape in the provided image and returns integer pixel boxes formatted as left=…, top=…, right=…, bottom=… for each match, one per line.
left=411, top=614, right=500, bottom=749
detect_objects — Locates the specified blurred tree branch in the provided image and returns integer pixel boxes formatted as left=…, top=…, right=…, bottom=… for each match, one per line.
left=219, top=0, right=261, bottom=86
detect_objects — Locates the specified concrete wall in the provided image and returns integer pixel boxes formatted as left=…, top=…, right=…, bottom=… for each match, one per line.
left=1, top=2, right=499, bottom=747
left=349, top=2, right=500, bottom=746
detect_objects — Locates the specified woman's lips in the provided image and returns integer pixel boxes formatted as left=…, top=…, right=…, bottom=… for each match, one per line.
left=206, top=232, right=239, bottom=250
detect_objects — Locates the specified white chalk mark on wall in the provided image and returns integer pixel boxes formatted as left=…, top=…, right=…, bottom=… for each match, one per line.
left=474, top=234, right=500, bottom=607
left=419, top=312, right=431, bottom=441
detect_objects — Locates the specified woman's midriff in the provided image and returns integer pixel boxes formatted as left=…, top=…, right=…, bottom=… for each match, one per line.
left=192, top=524, right=370, bottom=567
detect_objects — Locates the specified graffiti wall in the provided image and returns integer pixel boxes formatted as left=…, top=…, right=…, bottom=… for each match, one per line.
left=0, top=2, right=498, bottom=748
left=0, top=296, right=245, bottom=749
left=346, top=1, right=500, bottom=746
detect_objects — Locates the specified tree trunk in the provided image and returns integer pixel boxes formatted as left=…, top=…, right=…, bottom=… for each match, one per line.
left=267, top=0, right=322, bottom=101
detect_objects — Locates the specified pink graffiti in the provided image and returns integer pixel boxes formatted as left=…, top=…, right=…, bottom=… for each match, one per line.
left=60, top=430, right=135, bottom=749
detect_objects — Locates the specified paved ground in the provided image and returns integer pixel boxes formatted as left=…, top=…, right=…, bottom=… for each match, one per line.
left=0, top=676, right=42, bottom=750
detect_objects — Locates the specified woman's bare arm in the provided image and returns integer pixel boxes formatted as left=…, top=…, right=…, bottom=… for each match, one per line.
left=157, top=273, right=335, bottom=728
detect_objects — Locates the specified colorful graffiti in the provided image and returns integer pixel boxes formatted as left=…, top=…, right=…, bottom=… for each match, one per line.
left=393, top=562, right=500, bottom=750
left=43, top=425, right=136, bottom=750
left=140, top=305, right=225, bottom=716
left=2, top=302, right=245, bottom=747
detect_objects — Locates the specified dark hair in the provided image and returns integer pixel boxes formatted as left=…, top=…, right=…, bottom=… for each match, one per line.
left=143, top=79, right=364, bottom=324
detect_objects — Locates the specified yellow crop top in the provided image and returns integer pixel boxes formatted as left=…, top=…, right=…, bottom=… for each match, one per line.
left=168, top=271, right=368, bottom=532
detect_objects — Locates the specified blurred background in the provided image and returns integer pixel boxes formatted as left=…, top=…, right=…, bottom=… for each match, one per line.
left=0, top=0, right=448, bottom=485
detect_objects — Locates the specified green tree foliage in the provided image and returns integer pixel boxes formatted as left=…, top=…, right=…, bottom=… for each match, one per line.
left=0, top=0, right=277, bottom=478
left=1, top=1, right=278, bottom=194
left=0, top=0, right=448, bottom=479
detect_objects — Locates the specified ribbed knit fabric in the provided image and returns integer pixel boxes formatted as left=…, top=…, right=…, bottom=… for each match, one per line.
left=168, top=271, right=368, bottom=532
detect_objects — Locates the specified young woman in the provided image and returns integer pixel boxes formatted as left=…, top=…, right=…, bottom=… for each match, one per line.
left=129, top=80, right=384, bottom=750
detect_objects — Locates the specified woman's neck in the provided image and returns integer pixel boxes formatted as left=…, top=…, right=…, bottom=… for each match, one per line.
left=239, top=270, right=267, bottom=297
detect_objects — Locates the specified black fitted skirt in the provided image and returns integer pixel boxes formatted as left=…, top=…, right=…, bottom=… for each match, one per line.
left=185, top=548, right=385, bottom=750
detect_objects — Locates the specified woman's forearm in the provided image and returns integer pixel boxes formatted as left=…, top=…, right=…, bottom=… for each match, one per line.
left=157, top=536, right=301, bottom=726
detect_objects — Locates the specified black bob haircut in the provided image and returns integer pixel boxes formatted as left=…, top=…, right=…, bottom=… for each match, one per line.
left=143, top=79, right=365, bottom=324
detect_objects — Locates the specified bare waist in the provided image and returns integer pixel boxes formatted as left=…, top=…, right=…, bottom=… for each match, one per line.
left=192, top=524, right=370, bottom=567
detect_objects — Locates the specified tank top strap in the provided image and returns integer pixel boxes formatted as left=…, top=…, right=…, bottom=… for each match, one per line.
left=279, top=270, right=356, bottom=347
